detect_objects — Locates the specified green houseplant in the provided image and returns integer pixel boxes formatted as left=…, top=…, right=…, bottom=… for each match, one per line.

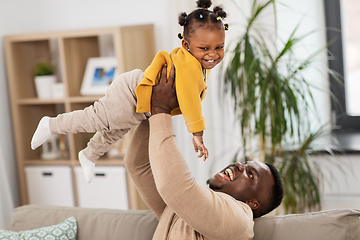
left=221, top=0, right=337, bottom=213
left=34, top=61, right=56, bottom=76
left=33, top=61, right=57, bottom=99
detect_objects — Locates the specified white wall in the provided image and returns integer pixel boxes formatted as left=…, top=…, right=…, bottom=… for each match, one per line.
left=276, top=0, right=331, bottom=133
left=314, top=154, right=360, bottom=210
left=0, top=0, right=331, bottom=223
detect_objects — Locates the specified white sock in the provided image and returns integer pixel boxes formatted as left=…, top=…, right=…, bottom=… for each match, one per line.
left=78, top=150, right=95, bottom=183
left=31, top=116, right=53, bottom=150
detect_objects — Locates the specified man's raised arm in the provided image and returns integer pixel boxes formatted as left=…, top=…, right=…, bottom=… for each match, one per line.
left=124, top=119, right=166, bottom=219
left=148, top=64, right=254, bottom=240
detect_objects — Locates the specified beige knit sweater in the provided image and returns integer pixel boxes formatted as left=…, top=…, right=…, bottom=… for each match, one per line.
left=125, top=114, right=254, bottom=240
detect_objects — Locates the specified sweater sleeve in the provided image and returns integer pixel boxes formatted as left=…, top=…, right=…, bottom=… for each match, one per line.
left=124, top=120, right=166, bottom=219
left=148, top=114, right=254, bottom=240
left=172, top=47, right=206, bottom=133
left=175, top=67, right=206, bottom=133
left=136, top=51, right=173, bottom=113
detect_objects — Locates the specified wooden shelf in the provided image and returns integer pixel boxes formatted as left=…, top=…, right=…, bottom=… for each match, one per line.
left=4, top=25, right=155, bottom=210
left=23, top=160, right=71, bottom=165
left=69, top=96, right=103, bottom=103
left=17, top=98, right=65, bottom=105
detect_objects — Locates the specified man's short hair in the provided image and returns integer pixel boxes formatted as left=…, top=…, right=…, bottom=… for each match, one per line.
left=257, top=163, right=284, bottom=217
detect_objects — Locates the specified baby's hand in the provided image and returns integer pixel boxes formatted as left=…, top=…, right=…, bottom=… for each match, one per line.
left=192, top=131, right=208, bottom=161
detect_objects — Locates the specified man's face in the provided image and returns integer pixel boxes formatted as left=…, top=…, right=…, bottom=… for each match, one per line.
left=207, top=160, right=274, bottom=210
left=182, top=26, right=225, bottom=70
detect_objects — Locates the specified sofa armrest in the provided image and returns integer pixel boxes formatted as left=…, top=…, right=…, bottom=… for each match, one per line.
left=11, top=205, right=158, bottom=240
left=253, top=208, right=360, bottom=240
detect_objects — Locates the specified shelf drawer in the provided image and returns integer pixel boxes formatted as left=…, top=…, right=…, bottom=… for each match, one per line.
left=25, top=165, right=75, bottom=207
left=75, top=166, right=129, bottom=210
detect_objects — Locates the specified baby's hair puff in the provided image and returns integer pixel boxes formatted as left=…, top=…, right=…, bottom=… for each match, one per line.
left=178, top=0, right=228, bottom=40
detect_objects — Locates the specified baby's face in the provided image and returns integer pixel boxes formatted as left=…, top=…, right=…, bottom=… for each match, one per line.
left=182, top=27, right=225, bottom=69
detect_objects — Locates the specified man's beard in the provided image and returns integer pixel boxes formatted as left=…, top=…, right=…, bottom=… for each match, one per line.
left=206, top=179, right=221, bottom=190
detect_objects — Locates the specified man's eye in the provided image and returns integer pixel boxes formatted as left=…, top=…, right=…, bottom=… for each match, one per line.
left=249, top=171, right=254, bottom=179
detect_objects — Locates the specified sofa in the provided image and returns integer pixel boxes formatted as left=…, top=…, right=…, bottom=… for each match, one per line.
left=5, top=205, right=360, bottom=240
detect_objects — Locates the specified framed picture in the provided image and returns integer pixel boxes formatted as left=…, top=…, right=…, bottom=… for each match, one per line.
left=80, top=57, right=118, bottom=95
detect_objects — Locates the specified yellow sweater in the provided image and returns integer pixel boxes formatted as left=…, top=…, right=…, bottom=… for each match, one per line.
left=136, top=47, right=210, bottom=133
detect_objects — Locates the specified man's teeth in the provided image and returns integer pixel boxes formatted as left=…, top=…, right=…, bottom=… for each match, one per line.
left=225, top=169, right=234, bottom=181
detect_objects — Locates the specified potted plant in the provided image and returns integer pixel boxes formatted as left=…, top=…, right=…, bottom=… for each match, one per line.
left=221, top=0, right=339, bottom=213
left=34, top=61, right=56, bottom=99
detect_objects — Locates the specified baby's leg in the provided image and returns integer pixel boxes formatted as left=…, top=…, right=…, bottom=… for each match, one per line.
left=31, top=101, right=114, bottom=150
left=83, top=129, right=130, bottom=162
left=31, top=69, right=146, bottom=150
left=75, top=69, right=150, bottom=182
left=79, top=128, right=130, bottom=183
left=50, top=103, right=113, bottom=134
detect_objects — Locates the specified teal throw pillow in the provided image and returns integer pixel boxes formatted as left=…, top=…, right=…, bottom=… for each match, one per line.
left=0, top=216, right=77, bottom=240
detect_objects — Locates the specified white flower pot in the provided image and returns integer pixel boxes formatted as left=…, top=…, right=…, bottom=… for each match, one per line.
left=34, top=75, right=56, bottom=99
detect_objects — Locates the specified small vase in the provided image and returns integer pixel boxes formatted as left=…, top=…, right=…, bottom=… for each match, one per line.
left=34, top=75, right=56, bottom=99
left=40, top=134, right=62, bottom=160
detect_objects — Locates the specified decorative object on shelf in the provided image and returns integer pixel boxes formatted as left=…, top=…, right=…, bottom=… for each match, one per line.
left=34, top=61, right=57, bottom=99
left=107, top=130, right=132, bottom=159
left=40, top=134, right=61, bottom=160
left=107, top=140, right=125, bottom=158
left=51, top=82, right=65, bottom=99
left=58, top=135, right=69, bottom=159
left=80, top=57, right=118, bottom=96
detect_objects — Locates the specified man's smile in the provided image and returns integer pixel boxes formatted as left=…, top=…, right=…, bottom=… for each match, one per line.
left=224, top=168, right=234, bottom=181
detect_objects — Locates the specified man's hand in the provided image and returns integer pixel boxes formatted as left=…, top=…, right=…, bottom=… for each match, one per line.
left=151, top=64, right=179, bottom=115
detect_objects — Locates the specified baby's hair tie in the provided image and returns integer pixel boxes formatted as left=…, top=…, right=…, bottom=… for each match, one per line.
left=199, top=14, right=203, bottom=19
left=224, top=23, right=229, bottom=31
left=178, top=33, right=184, bottom=39
left=216, top=16, right=221, bottom=21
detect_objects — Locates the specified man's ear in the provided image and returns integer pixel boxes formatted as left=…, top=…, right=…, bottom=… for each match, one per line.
left=182, top=39, right=189, bottom=50
left=246, top=199, right=259, bottom=210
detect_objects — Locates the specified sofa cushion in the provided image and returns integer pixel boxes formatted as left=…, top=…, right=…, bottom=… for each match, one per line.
left=11, top=205, right=158, bottom=240
left=253, top=208, right=360, bottom=240
left=1, top=216, right=76, bottom=240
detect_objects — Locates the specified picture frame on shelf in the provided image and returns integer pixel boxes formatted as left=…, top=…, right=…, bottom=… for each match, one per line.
left=80, top=57, right=118, bottom=95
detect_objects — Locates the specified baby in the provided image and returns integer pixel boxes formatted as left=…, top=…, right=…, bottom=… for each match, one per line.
left=31, top=0, right=228, bottom=182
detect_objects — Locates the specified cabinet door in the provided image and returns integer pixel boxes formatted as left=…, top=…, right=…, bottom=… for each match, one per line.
left=25, top=165, right=75, bottom=207
left=75, top=166, right=129, bottom=209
